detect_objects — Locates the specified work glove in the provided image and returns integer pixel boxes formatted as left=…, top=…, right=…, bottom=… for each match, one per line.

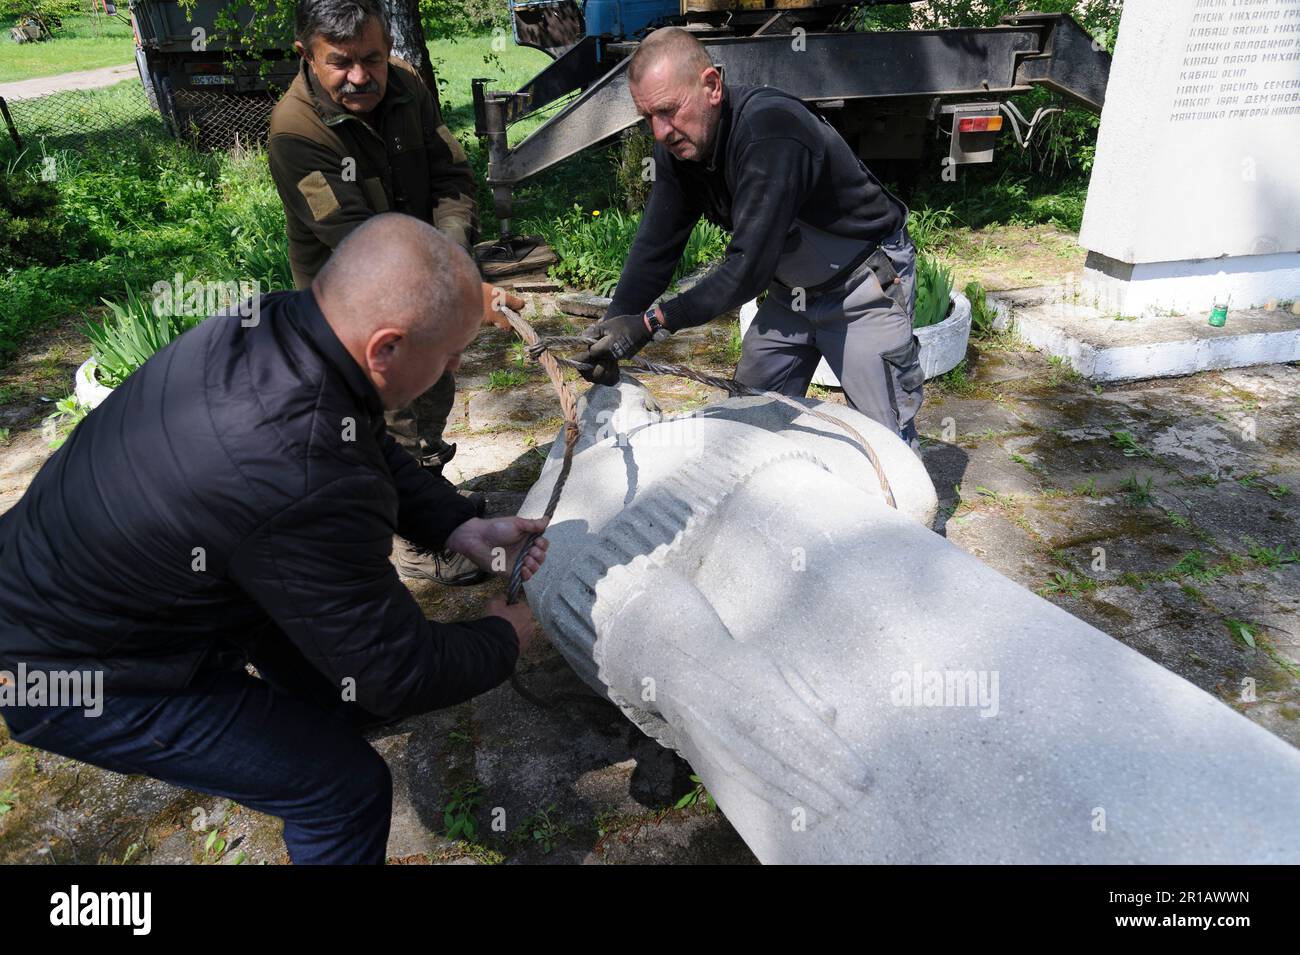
left=574, top=312, right=652, bottom=386
left=481, top=283, right=527, bottom=331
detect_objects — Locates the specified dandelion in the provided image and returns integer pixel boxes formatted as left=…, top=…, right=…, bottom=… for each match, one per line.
left=592, top=210, right=600, bottom=217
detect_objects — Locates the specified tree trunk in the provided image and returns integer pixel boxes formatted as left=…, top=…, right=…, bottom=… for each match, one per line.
left=384, top=0, right=437, bottom=93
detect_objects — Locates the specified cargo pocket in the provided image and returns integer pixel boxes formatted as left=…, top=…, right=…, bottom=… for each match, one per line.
left=866, top=247, right=908, bottom=312
left=881, top=333, right=924, bottom=431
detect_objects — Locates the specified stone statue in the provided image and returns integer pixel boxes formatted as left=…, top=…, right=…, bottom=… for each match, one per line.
left=519, top=377, right=1300, bottom=863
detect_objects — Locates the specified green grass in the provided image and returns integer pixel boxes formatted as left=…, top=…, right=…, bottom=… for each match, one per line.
left=1, top=110, right=290, bottom=362
left=1038, top=570, right=1097, bottom=598
left=428, top=35, right=551, bottom=141
left=428, top=35, right=625, bottom=238
left=1110, top=430, right=1151, bottom=458
left=907, top=205, right=956, bottom=252
left=487, top=368, right=526, bottom=390
left=1245, top=539, right=1300, bottom=568
left=1170, top=550, right=1226, bottom=584
left=1119, top=473, right=1155, bottom=507
left=723, top=320, right=742, bottom=364
left=523, top=202, right=726, bottom=295
left=964, top=280, right=998, bottom=337
left=83, top=282, right=207, bottom=388
left=912, top=254, right=953, bottom=329
left=904, top=163, right=1092, bottom=289
left=1225, top=618, right=1257, bottom=649
left=510, top=803, right=573, bottom=855
left=911, top=168, right=1091, bottom=234
left=1009, top=451, right=1043, bottom=475
left=0, top=13, right=135, bottom=84
left=935, top=359, right=976, bottom=397
left=4, top=77, right=163, bottom=150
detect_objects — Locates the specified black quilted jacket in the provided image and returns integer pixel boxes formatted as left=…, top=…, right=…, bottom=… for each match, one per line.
left=0, top=289, right=517, bottom=718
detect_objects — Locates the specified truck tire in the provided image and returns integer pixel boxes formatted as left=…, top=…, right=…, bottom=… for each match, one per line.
left=136, top=47, right=159, bottom=112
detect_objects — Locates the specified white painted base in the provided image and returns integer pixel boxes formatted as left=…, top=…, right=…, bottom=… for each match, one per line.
left=1078, top=250, right=1300, bottom=317
left=1004, top=296, right=1300, bottom=383
left=737, top=292, right=971, bottom=388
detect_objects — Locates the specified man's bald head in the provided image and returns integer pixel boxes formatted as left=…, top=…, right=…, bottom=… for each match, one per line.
left=627, top=27, right=724, bottom=163
left=313, top=213, right=482, bottom=410
left=315, top=213, right=480, bottom=344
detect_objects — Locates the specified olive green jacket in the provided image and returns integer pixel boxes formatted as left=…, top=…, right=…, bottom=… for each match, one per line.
left=267, top=56, right=479, bottom=288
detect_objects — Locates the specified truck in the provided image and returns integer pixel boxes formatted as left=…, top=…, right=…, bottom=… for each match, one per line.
left=128, top=0, right=296, bottom=148
left=474, top=0, right=1112, bottom=260
left=125, top=0, right=1112, bottom=254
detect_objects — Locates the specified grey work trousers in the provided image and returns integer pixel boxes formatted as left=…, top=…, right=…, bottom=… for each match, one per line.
left=734, top=227, right=924, bottom=449
left=384, top=370, right=457, bottom=468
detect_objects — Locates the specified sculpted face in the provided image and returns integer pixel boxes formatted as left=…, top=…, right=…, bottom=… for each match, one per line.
left=298, top=16, right=390, bottom=116
left=630, top=58, right=724, bottom=162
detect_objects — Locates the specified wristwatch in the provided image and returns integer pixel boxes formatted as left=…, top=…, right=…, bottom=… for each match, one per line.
left=644, top=306, right=671, bottom=342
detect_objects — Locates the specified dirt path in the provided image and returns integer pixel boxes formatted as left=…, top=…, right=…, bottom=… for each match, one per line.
left=0, top=62, right=135, bottom=100
left=0, top=312, right=89, bottom=512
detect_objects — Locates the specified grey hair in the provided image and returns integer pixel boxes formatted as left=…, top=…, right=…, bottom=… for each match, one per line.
left=627, top=26, right=715, bottom=87
left=295, top=0, right=391, bottom=48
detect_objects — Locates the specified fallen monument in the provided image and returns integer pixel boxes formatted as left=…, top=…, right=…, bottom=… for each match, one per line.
left=519, top=377, right=1300, bottom=864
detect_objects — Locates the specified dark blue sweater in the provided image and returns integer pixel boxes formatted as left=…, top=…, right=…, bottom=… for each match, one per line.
left=607, top=83, right=908, bottom=330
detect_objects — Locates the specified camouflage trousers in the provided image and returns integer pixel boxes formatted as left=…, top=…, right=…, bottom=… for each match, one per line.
left=384, top=371, right=457, bottom=467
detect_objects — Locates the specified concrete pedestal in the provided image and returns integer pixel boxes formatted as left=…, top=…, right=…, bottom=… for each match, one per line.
left=1078, top=0, right=1300, bottom=315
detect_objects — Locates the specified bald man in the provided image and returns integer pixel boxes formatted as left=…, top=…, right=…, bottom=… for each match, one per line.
left=578, top=27, right=924, bottom=450
left=0, top=214, right=546, bottom=864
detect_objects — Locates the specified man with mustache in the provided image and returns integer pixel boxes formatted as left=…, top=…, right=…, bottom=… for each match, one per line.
left=268, top=0, right=517, bottom=585
left=577, top=27, right=924, bottom=451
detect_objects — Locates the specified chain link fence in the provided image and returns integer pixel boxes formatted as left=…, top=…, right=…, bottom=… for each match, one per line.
left=170, top=88, right=278, bottom=152
left=1, top=80, right=163, bottom=151
left=1, top=79, right=280, bottom=153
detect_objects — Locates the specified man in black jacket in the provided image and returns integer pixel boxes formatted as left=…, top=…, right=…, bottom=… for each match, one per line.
left=578, top=27, right=924, bottom=449
left=0, top=214, right=547, bottom=864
